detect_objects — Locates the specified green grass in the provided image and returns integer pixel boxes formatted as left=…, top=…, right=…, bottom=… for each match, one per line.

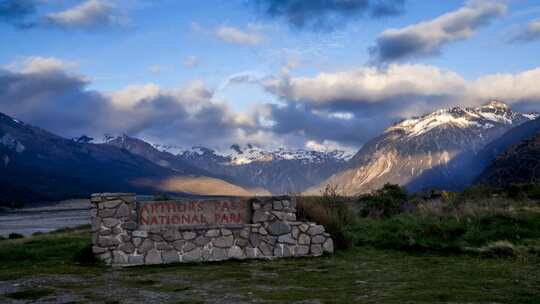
left=346, top=211, right=540, bottom=254
left=5, top=288, right=54, bottom=300
left=0, top=228, right=539, bottom=303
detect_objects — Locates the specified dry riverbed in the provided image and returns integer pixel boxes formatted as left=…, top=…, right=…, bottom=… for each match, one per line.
left=0, top=227, right=539, bottom=303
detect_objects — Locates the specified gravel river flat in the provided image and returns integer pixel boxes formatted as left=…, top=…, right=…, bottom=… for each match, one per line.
left=0, top=199, right=90, bottom=236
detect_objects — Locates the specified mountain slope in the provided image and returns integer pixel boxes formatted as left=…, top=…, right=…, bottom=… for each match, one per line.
left=0, top=113, right=253, bottom=206
left=477, top=132, right=540, bottom=187
left=175, top=144, right=349, bottom=194
left=308, top=101, right=537, bottom=195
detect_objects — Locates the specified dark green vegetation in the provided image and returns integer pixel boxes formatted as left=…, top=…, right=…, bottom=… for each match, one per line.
left=0, top=227, right=539, bottom=303
left=1, top=185, right=539, bottom=303
left=299, top=183, right=540, bottom=257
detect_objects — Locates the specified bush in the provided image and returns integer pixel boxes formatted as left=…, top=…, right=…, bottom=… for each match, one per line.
left=475, top=241, right=520, bottom=258
left=359, top=183, right=409, bottom=219
left=73, top=244, right=99, bottom=265
left=8, top=233, right=24, bottom=239
left=347, top=211, right=540, bottom=254
left=297, top=185, right=354, bottom=250
left=153, top=193, right=172, bottom=201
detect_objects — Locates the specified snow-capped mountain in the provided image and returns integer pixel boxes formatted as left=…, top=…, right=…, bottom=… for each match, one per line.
left=160, top=143, right=352, bottom=165
left=308, top=101, right=538, bottom=195
left=76, top=134, right=349, bottom=194
left=167, top=144, right=350, bottom=194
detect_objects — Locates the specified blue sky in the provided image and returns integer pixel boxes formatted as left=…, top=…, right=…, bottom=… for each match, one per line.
left=1, top=0, right=540, bottom=150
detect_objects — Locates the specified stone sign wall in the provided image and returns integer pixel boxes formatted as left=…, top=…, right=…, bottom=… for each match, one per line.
left=91, top=193, right=334, bottom=266
left=138, top=200, right=250, bottom=229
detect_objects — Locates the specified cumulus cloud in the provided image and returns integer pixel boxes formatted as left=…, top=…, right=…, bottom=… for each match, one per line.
left=45, top=0, right=126, bottom=29
left=0, top=57, right=260, bottom=148
left=258, top=63, right=540, bottom=146
left=3, top=57, right=540, bottom=151
left=215, top=25, right=264, bottom=46
left=0, top=0, right=36, bottom=28
left=370, top=1, right=506, bottom=62
left=509, top=19, right=540, bottom=43
left=251, top=0, right=406, bottom=31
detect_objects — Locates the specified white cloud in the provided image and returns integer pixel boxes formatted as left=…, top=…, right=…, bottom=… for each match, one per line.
left=45, top=0, right=125, bottom=29
left=509, top=19, right=540, bottom=43
left=18, top=56, right=79, bottom=74
left=264, top=64, right=467, bottom=104
left=215, top=25, right=263, bottom=46
left=371, top=1, right=507, bottom=62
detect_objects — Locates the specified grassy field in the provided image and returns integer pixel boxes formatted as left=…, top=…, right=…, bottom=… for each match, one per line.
left=1, top=185, right=540, bottom=303
left=0, top=226, right=539, bottom=304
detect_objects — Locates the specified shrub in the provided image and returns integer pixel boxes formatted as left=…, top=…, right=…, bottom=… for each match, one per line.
left=73, top=244, right=99, bottom=265
left=153, top=193, right=172, bottom=201
left=476, top=241, right=520, bottom=258
left=359, top=183, right=409, bottom=219
left=8, top=233, right=24, bottom=239
left=297, top=185, right=354, bottom=250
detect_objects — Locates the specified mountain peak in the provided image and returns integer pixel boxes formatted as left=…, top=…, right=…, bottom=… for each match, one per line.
left=387, top=101, right=535, bottom=138
left=480, top=100, right=509, bottom=110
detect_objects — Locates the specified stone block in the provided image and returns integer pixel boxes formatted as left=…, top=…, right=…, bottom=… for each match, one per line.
left=128, top=255, right=144, bottom=265
left=183, top=242, right=197, bottom=252
left=162, top=251, right=180, bottom=264
left=273, top=201, right=283, bottom=210
left=249, top=233, right=261, bottom=247
left=172, top=240, right=185, bottom=251
left=245, top=247, right=258, bottom=258
left=121, top=221, right=137, bottom=231
left=213, top=236, right=234, bottom=248
left=323, top=239, right=334, bottom=253
left=133, top=237, right=143, bottom=247
left=273, top=246, right=283, bottom=257
left=149, top=234, right=164, bottom=242
left=252, top=210, right=269, bottom=223
left=310, top=244, right=323, bottom=255
left=145, top=249, right=162, bottom=265
left=138, top=239, right=154, bottom=254
left=278, top=234, right=296, bottom=245
left=132, top=230, right=148, bottom=238
left=205, top=229, right=220, bottom=237
left=267, top=221, right=291, bottom=236
left=98, top=236, right=120, bottom=247
left=228, top=246, right=244, bottom=259
left=99, top=208, right=116, bottom=218
left=113, top=250, right=128, bottom=265
left=298, top=233, right=310, bottom=245
left=299, top=223, right=309, bottom=232
left=259, top=227, right=268, bottom=235
left=296, top=245, right=309, bottom=256
left=156, top=242, right=173, bottom=251
left=236, top=237, right=249, bottom=247
left=119, top=242, right=135, bottom=254
left=163, top=229, right=182, bottom=242
left=194, top=236, right=209, bottom=246
left=182, top=231, right=197, bottom=240
left=103, top=200, right=122, bottom=209
left=102, top=218, right=120, bottom=228
left=221, top=228, right=232, bottom=236
left=308, top=225, right=325, bottom=236
left=312, top=235, right=326, bottom=244
left=258, top=242, right=273, bottom=256
left=183, top=248, right=202, bottom=262
left=211, top=248, right=228, bottom=261
left=115, top=203, right=130, bottom=217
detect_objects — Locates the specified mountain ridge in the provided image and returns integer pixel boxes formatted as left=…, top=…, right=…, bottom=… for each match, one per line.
left=307, top=101, right=538, bottom=195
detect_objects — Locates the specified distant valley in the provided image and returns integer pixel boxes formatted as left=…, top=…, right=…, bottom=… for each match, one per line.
left=3, top=100, right=540, bottom=206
